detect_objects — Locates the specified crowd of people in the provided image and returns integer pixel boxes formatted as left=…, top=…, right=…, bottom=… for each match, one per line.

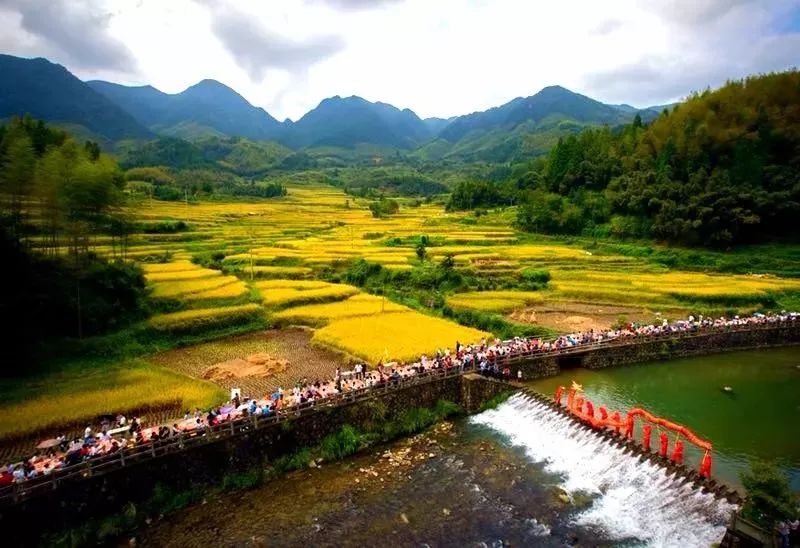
left=1, top=311, right=796, bottom=489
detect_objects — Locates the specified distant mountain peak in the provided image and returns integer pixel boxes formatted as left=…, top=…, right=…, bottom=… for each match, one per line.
left=438, top=82, right=639, bottom=146
left=538, top=84, right=571, bottom=94
left=181, top=79, right=246, bottom=100
left=89, top=75, right=281, bottom=140
left=288, top=94, right=430, bottom=149
left=0, top=54, right=151, bottom=140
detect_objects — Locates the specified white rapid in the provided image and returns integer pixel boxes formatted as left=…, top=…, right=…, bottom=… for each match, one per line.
left=471, top=393, right=736, bottom=548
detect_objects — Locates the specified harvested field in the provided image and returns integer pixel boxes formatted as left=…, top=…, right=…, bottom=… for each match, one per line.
left=202, top=354, right=288, bottom=383
left=149, top=328, right=346, bottom=396
left=508, top=302, right=677, bottom=332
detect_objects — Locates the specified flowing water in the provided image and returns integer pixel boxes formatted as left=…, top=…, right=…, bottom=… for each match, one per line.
left=472, top=394, right=735, bottom=547
left=528, top=347, right=800, bottom=490
left=137, top=348, right=798, bottom=547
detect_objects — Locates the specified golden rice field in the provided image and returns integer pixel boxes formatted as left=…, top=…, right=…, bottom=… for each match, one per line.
left=113, top=184, right=800, bottom=357
left=149, top=275, right=239, bottom=299
left=9, top=181, right=800, bottom=442
left=254, top=279, right=333, bottom=290
left=0, top=360, right=225, bottom=440
left=274, top=293, right=409, bottom=325
left=146, top=269, right=224, bottom=282
left=446, top=291, right=547, bottom=313
left=148, top=303, right=262, bottom=333
left=546, top=269, right=800, bottom=308
left=241, top=265, right=313, bottom=277
left=257, top=281, right=359, bottom=308
left=313, top=312, right=488, bottom=364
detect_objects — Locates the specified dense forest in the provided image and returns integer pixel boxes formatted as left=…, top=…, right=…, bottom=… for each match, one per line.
left=448, top=71, right=800, bottom=247
left=5, top=72, right=799, bottom=250
left=0, top=116, right=147, bottom=369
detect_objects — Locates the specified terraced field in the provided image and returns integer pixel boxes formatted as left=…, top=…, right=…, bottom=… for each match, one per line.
left=7, top=182, right=800, bottom=442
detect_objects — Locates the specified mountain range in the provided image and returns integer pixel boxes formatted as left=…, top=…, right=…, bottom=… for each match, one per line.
left=0, top=54, right=669, bottom=161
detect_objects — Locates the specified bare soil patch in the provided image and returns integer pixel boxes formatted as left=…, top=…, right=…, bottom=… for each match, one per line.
left=509, top=302, right=673, bottom=333
left=150, top=328, right=345, bottom=397
left=202, top=353, right=289, bottom=383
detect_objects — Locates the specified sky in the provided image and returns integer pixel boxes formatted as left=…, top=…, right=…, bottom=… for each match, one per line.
left=1, top=0, right=798, bottom=121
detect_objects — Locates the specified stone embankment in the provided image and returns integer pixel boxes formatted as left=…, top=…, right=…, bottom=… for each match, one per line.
left=2, top=323, right=797, bottom=544
left=0, top=371, right=509, bottom=543
left=504, top=323, right=800, bottom=379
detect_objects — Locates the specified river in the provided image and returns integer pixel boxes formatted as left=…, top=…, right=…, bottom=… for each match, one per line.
left=528, top=347, right=800, bottom=491
left=136, top=348, right=799, bottom=547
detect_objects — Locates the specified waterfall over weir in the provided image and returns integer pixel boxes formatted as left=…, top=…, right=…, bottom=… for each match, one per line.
left=471, top=393, right=736, bottom=547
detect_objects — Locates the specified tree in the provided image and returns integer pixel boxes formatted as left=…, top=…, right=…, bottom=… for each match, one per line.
left=740, top=461, right=798, bottom=527
left=368, top=197, right=399, bottom=218
left=0, top=130, right=35, bottom=234
left=439, top=254, right=455, bottom=270
left=84, top=140, right=101, bottom=161
left=415, top=242, right=427, bottom=261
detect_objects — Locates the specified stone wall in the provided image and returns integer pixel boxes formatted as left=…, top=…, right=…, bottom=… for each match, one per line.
left=459, top=373, right=518, bottom=413
left=3, top=325, right=797, bottom=543
left=0, top=374, right=506, bottom=544
left=509, top=324, right=800, bottom=378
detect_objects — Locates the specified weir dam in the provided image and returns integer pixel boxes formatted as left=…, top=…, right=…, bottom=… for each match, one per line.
left=2, top=322, right=798, bottom=544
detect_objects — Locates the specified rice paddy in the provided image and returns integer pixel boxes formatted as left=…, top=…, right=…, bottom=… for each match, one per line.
left=257, top=282, right=360, bottom=308
left=0, top=360, right=225, bottom=440
left=274, top=294, right=408, bottom=325
left=57, top=183, right=800, bottom=346
left=446, top=291, right=546, bottom=313
left=148, top=303, right=262, bottom=334
left=7, top=181, right=800, bottom=442
left=313, top=312, right=488, bottom=364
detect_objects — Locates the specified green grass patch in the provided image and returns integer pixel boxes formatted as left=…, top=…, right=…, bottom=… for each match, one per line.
left=479, top=391, right=515, bottom=412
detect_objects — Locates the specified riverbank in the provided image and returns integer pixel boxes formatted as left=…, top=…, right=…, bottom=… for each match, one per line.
left=0, top=374, right=512, bottom=546
left=4, top=325, right=799, bottom=545
left=135, top=401, right=735, bottom=548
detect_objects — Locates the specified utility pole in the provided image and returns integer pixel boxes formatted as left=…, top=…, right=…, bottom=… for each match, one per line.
left=250, top=232, right=255, bottom=281
left=76, top=276, right=82, bottom=339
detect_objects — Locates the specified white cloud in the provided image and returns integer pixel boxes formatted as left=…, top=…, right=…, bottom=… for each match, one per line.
left=0, top=0, right=136, bottom=74
left=200, top=1, right=345, bottom=80
left=0, top=0, right=797, bottom=120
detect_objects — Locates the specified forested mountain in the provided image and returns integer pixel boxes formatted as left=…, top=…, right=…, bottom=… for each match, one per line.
left=117, top=135, right=292, bottom=174
left=0, top=54, right=669, bottom=160
left=422, top=117, right=454, bottom=134
left=439, top=85, right=642, bottom=142
left=0, top=55, right=151, bottom=141
left=88, top=79, right=282, bottom=141
left=284, top=95, right=432, bottom=148
left=422, top=86, right=664, bottom=162
left=448, top=71, right=800, bottom=247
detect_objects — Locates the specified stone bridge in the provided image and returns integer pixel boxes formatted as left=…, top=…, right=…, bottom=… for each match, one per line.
left=502, top=322, right=800, bottom=380
left=2, top=322, right=798, bottom=544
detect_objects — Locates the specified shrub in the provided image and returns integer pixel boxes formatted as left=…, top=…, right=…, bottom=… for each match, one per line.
left=272, top=449, right=312, bottom=475
left=369, top=198, right=400, bottom=218
left=320, top=425, right=363, bottom=461
left=520, top=268, right=551, bottom=284
left=221, top=469, right=264, bottom=491
left=345, top=259, right=384, bottom=286
left=740, top=460, right=798, bottom=527
left=139, top=220, right=189, bottom=234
